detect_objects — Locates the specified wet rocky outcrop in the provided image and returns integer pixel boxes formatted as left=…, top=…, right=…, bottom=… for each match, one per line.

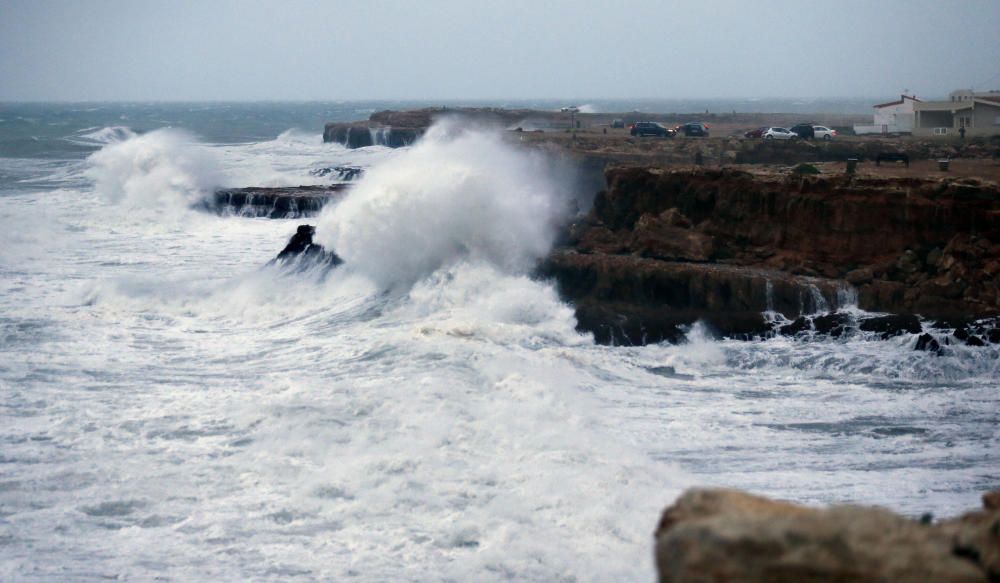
left=544, top=167, right=1000, bottom=344
left=271, top=224, right=342, bottom=268
left=322, top=122, right=422, bottom=148
left=538, top=252, right=844, bottom=344
left=654, top=488, right=1000, bottom=583
left=310, top=166, right=363, bottom=181
left=206, top=185, right=349, bottom=218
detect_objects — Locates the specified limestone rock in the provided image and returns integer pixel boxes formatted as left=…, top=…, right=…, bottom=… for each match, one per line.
left=654, top=488, right=988, bottom=583
left=632, top=210, right=714, bottom=262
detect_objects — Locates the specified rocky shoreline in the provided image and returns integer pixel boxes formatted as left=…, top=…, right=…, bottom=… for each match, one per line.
left=276, top=107, right=1000, bottom=580
left=286, top=116, right=1000, bottom=348
left=540, top=166, right=1000, bottom=345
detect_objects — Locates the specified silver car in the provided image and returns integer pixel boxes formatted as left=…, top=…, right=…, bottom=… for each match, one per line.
left=813, top=126, right=838, bottom=140
left=763, top=127, right=797, bottom=140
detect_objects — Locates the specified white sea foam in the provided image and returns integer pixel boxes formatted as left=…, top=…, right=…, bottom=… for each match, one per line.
left=316, top=121, right=572, bottom=289
left=2, top=113, right=999, bottom=581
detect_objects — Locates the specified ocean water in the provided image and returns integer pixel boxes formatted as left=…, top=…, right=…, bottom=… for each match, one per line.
left=0, top=102, right=997, bottom=582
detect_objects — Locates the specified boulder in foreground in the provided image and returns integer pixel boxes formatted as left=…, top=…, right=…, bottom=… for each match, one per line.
left=654, top=488, right=1000, bottom=582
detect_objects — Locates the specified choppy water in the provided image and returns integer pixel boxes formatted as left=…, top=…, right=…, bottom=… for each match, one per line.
left=1, top=103, right=998, bottom=582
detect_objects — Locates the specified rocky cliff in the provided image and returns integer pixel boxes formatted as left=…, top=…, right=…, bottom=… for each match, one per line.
left=542, top=168, right=1000, bottom=343
left=323, top=107, right=545, bottom=148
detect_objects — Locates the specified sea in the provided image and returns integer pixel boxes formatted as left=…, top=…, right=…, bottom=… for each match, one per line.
left=1, top=101, right=997, bottom=582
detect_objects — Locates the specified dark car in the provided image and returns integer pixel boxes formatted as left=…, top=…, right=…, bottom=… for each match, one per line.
left=611, top=118, right=625, bottom=129
left=744, top=126, right=768, bottom=139
left=789, top=123, right=816, bottom=139
left=679, top=122, right=710, bottom=137
left=629, top=122, right=675, bottom=137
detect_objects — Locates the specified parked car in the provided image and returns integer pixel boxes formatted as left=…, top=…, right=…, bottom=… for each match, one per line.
left=762, top=127, right=798, bottom=140
left=789, top=123, right=816, bottom=139
left=744, top=126, right=768, bottom=139
left=679, top=122, right=710, bottom=137
left=629, top=122, right=675, bottom=137
left=611, top=119, right=625, bottom=129
left=813, top=126, right=837, bottom=140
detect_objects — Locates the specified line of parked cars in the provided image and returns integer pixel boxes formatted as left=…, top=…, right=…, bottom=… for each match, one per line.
left=629, top=121, right=710, bottom=138
left=745, top=124, right=837, bottom=140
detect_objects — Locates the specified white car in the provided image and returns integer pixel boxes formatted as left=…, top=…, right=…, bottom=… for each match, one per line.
left=762, top=127, right=797, bottom=140
left=813, top=126, right=837, bottom=140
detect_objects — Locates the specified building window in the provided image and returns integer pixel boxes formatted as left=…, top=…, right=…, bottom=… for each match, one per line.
left=934, top=127, right=949, bottom=135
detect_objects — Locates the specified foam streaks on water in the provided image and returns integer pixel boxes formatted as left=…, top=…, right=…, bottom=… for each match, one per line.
left=1, top=117, right=998, bottom=581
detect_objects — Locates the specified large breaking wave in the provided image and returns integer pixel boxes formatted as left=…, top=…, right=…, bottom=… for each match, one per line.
left=85, top=128, right=221, bottom=210
left=315, top=121, right=574, bottom=289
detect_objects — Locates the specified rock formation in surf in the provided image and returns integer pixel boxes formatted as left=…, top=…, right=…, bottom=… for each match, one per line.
left=207, top=185, right=349, bottom=219
left=272, top=224, right=342, bottom=267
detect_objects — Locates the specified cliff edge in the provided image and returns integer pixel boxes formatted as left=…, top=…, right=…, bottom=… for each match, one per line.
left=542, top=167, right=1000, bottom=344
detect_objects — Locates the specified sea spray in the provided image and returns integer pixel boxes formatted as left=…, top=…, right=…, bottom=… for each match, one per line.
left=315, top=121, right=573, bottom=289
left=85, top=128, right=220, bottom=210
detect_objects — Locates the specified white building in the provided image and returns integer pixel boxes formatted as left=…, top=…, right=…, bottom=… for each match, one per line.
left=913, top=89, right=1000, bottom=137
left=854, top=94, right=920, bottom=135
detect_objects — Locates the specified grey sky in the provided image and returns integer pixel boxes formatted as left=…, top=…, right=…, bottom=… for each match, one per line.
left=2, top=0, right=999, bottom=102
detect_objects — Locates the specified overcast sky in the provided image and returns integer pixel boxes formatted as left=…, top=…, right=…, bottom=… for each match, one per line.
left=2, top=0, right=999, bottom=102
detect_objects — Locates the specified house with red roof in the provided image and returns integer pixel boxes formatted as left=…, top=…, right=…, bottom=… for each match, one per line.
left=913, top=89, right=1000, bottom=137
left=854, top=94, right=920, bottom=135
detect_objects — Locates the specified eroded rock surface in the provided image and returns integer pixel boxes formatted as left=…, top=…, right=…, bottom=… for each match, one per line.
left=654, top=488, right=1000, bottom=583
left=545, top=167, right=1000, bottom=344
left=208, top=185, right=349, bottom=218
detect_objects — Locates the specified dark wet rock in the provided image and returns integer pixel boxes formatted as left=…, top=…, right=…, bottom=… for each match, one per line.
left=858, top=314, right=922, bottom=339
left=845, top=267, right=874, bottom=285
left=778, top=316, right=811, bottom=336
left=573, top=300, right=770, bottom=345
left=654, top=488, right=995, bottom=583
left=323, top=122, right=422, bottom=148
left=812, top=313, right=852, bottom=337
left=272, top=225, right=342, bottom=268
left=310, top=166, right=363, bottom=181
left=207, top=185, right=349, bottom=219
left=933, top=317, right=1000, bottom=346
left=537, top=251, right=843, bottom=344
left=915, top=333, right=942, bottom=353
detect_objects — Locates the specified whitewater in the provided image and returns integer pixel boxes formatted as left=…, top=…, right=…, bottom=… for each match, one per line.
left=1, top=104, right=998, bottom=582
